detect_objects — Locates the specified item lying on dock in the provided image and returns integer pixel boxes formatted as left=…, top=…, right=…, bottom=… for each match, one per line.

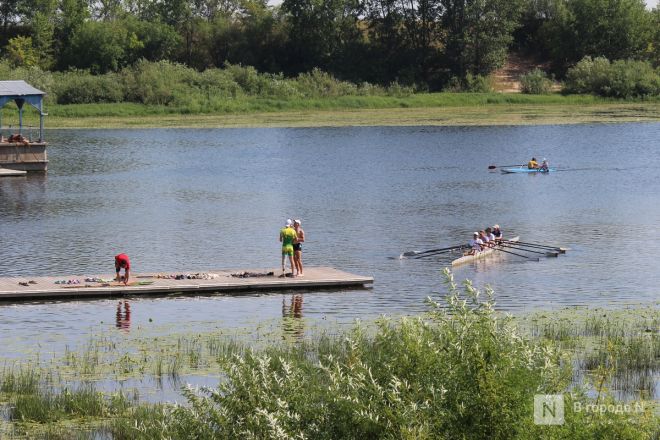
left=85, top=277, right=114, bottom=283
left=231, top=271, right=275, bottom=278
left=152, top=272, right=221, bottom=280
left=54, top=279, right=81, bottom=284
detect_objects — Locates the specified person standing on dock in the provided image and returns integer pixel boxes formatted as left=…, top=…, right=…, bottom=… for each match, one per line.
left=293, top=219, right=305, bottom=277
left=114, top=253, right=131, bottom=285
left=279, top=219, right=296, bottom=276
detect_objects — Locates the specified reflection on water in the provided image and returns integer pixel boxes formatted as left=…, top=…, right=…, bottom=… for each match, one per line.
left=282, top=294, right=305, bottom=339
left=115, top=300, right=131, bottom=331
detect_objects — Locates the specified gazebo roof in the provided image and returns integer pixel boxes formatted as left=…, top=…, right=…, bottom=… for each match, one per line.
left=0, top=80, right=45, bottom=97
left=0, top=80, right=46, bottom=110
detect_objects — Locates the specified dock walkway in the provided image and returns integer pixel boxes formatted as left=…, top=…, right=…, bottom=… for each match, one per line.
left=0, top=266, right=373, bottom=301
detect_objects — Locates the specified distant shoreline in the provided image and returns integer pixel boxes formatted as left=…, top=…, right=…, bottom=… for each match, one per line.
left=7, top=94, right=659, bottom=129
left=45, top=103, right=659, bottom=129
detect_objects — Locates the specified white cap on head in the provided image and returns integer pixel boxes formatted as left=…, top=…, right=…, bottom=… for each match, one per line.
left=473, top=232, right=479, bottom=236
left=493, top=224, right=499, bottom=229
left=542, top=158, right=547, bottom=161
left=294, top=219, right=301, bottom=225
left=285, top=219, right=293, bottom=226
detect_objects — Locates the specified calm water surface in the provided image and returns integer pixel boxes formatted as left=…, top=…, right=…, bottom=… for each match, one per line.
left=1, top=123, right=659, bottom=393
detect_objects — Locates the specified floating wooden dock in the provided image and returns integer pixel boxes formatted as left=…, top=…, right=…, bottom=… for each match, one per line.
left=0, top=267, right=373, bottom=301
left=0, top=141, right=48, bottom=172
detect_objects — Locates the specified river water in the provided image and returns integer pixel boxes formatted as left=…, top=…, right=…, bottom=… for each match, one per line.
left=1, top=123, right=659, bottom=378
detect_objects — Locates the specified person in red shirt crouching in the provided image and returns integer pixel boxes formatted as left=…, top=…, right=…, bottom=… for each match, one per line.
left=114, top=253, right=131, bottom=285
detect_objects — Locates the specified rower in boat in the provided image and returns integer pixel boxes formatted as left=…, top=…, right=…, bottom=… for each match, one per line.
left=468, top=232, right=483, bottom=255
left=492, top=224, right=502, bottom=242
left=539, top=158, right=549, bottom=171
left=479, top=230, right=493, bottom=248
left=527, top=157, right=539, bottom=169
left=485, top=227, right=496, bottom=245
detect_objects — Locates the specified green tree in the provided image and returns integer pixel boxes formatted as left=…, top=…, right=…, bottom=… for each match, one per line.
left=123, top=17, right=182, bottom=63
left=540, top=0, right=653, bottom=73
left=30, top=11, right=55, bottom=68
left=0, top=0, right=22, bottom=35
left=282, top=0, right=363, bottom=76
left=61, top=20, right=131, bottom=72
left=54, top=0, right=89, bottom=70
left=650, top=7, right=659, bottom=67
left=5, top=35, right=39, bottom=67
left=440, top=0, right=525, bottom=78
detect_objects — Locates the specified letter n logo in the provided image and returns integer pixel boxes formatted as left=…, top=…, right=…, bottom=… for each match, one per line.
left=534, top=394, right=564, bottom=425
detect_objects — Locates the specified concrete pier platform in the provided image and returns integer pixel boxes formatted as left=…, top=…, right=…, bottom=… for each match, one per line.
left=0, top=267, right=373, bottom=301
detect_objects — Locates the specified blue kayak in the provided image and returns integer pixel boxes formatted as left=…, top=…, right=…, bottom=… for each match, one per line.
left=501, top=167, right=556, bottom=174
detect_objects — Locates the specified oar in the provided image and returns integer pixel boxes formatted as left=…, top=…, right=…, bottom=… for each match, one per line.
left=503, top=240, right=568, bottom=253
left=489, top=245, right=540, bottom=261
left=399, top=244, right=465, bottom=259
left=488, top=164, right=524, bottom=169
left=411, top=246, right=467, bottom=259
left=499, top=242, right=559, bottom=257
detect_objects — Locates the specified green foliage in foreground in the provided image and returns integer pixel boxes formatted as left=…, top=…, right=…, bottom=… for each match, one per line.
left=107, top=270, right=656, bottom=440
left=1, top=271, right=657, bottom=439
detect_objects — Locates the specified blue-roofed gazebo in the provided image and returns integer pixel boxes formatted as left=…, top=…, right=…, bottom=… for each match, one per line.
left=0, top=80, right=48, bottom=172
left=0, top=80, right=47, bottom=142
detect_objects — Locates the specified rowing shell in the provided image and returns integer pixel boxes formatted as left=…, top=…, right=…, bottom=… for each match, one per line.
left=451, top=236, right=520, bottom=267
left=501, top=167, right=556, bottom=173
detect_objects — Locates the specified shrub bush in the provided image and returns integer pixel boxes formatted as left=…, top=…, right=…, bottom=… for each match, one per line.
left=520, top=68, right=553, bottom=94
left=53, top=70, right=124, bottom=104
left=295, top=68, right=359, bottom=98
left=121, top=60, right=194, bottom=105
left=564, top=56, right=660, bottom=98
left=444, top=74, right=494, bottom=93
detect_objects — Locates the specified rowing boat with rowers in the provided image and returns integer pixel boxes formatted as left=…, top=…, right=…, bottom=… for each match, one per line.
left=451, top=236, right=520, bottom=266
left=501, top=167, right=556, bottom=173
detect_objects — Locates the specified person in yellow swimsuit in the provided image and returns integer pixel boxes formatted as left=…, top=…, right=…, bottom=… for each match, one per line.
left=279, top=219, right=297, bottom=276
left=528, top=157, right=539, bottom=169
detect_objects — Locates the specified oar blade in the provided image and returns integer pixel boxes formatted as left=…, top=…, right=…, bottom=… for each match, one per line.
left=546, top=252, right=559, bottom=257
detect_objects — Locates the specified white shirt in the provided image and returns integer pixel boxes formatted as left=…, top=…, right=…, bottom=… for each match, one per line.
left=469, top=238, right=483, bottom=250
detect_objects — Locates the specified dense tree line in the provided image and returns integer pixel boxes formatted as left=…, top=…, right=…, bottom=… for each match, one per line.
left=0, top=0, right=657, bottom=90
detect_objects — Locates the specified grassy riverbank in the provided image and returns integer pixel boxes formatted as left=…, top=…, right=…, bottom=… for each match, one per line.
left=1, top=271, right=657, bottom=439
left=6, top=93, right=660, bottom=129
